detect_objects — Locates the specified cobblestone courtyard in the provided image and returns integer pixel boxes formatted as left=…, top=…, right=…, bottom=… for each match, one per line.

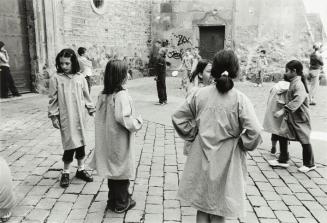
left=1, top=77, right=327, bottom=223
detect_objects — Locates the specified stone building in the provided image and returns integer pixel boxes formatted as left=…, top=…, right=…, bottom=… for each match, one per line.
left=0, top=0, right=323, bottom=94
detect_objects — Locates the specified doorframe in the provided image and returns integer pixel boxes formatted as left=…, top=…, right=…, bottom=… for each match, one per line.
left=191, top=11, right=234, bottom=50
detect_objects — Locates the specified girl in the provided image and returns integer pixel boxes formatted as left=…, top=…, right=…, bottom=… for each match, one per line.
left=0, top=41, right=21, bottom=98
left=48, top=48, right=95, bottom=188
left=172, top=50, right=262, bottom=223
left=189, top=59, right=212, bottom=89
left=89, top=60, right=143, bottom=213
left=178, top=49, right=194, bottom=91
left=263, top=80, right=290, bottom=156
left=268, top=60, right=316, bottom=173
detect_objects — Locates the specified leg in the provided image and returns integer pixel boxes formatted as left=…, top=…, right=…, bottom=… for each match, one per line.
left=162, top=76, right=167, bottom=103
left=302, top=144, right=315, bottom=167
left=61, top=149, right=75, bottom=187
left=75, top=146, right=93, bottom=182
left=113, top=180, right=136, bottom=213
left=5, top=67, right=20, bottom=96
left=309, top=72, right=319, bottom=104
left=209, top=214, right=225, bottom=223
left=0, top=67, right=9, bottom=98
left=107, top=179, right=115, bottom=211
left=277, top=136, right=289, bottom=163
left=271, top=134, right=278, bottom=154
left=85, top=76, right=91, bottom=93
left=156, top=79, right=163, bottom=103
left=196, top=210, right=210, bottom=223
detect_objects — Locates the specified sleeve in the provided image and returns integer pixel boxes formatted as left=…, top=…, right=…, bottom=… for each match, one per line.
left=114, top=91, right=142, bottom=132
left=318, top=55, right=324, bottom=66
left=284, top=83, right=306, bottom=112
left=0, top=52, right=9, bottom=63
left=239, top=95, right=263, bottom=151
left=48, top=75, right=60, bottom=118
left=172, top=90, right=198, bottom=141
left=82, top=76, right=96, bottom=113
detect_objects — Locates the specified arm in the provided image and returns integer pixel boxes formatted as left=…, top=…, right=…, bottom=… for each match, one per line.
left=0, top=51, right=9, bottom=63
left=48, top=75, right=60, bottom=128
left=82, top=76, right=96, bottom=115
left=114, top=91, right=143, bottom=132
left=284, top=83, right=306, bottom=112
left=172, top=90, right=198, bottom=141
left=239, top=96, right=263, bottom=151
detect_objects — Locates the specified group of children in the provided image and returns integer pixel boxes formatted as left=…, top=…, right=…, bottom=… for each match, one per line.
left=46, top=45, right=317, bottom=222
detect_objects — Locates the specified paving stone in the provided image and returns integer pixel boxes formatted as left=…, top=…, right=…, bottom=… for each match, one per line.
left=246, top=185, right=261, bottom=196
left=288, top=206, right=313, bottom=218
left=19, top=195, right=42, bottom=206
left=295, top=192, right=315, bottom=201
left=84, top=211, right=105, bottom=223
left=261, top=191, right=282, bottom=201
left=268, top=178, right=286, bottom=187
left=46, top=187, right=65, bottom=198
left=146, top=204, right=163, bottom=214
left=274, top=211, right=297, bottom=222
left=89, top=201, right=106, bottom=213
left=254, top=206, right=275, bottom=218
left=243, top=211, right=259, bottom=223
left=267, top=200, right=289, bottom=211
left=149, top=176, right=164, bottom=187
left=248, top=195, right=268, bottom=207
left=147, top=195, right=163, bottom=204
left=164, top=199, right=180, bottom=209
left=181, top=206, right=196, bottom=216
left=275, top=186, right=293, bottom=195
left=281, top=195, right=302, bottom=205
left=288, top=183, right=307, bottom=193
left=81, top=181, right=102, bottom=194
left=58, top=193, right=78, bottom=202
left=67, top=208, right=88, bottom=220
left=164, top=190, right=177, bottom=200
left=164, top=208, right=181, bottom=221
left=297, top=218, right=319, bottom=223
left=35, top=198, right=56, bottom=209
left=145, top=213, right=163, bottom=223
left=64, top=183, right=85, bottom=194
left=11, top=205, right=34, bottom=217
left=125, top=209, right=144, bottom=222
left=258, top=219, right=279, bottom=223
left=72, top=194, right=93, bottom=209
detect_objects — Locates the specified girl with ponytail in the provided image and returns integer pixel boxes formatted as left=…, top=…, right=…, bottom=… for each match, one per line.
left=268, top=60, right=316, bottom=173
left=172, top=49, right=262, bottom=222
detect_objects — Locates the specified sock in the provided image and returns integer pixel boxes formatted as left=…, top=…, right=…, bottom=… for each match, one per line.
left=62, top=169, right=70, bottom=174
left=78, top=164, right=85, bottom=171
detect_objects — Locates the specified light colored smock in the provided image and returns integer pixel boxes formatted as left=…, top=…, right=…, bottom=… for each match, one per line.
left=263, top=80, right=289, bottom=136
left=172, top=86, right=262, bottom=217
left=48, top=73, right=95, bottom=150
left=0, top=157, right=15, bottom=216
left=78, top=56, right=93, bottom=77
left=89, top=90, right=143, bottom=179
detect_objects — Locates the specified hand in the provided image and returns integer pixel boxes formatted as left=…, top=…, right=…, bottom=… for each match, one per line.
left=274, top=109, right=285, bottom=118
left=276, top=100, right=285, bottom=105
left=52, top=117, right=60, bottom=129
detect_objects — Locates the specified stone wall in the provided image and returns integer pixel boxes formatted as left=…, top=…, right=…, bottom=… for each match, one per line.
left=34, top=0, right=151, bottom=93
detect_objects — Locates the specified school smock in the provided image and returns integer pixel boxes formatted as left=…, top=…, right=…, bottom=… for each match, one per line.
left=172, top=86, right=262, bottom=218
left=48, top=73, right=95, bottom=151
left=263, top=81, right=289, bottom=136
left=89, top=89, right=142, bottom=179
left=284, top=76, right=311, bottom=144
left=0, top=157, right=15, bottom=216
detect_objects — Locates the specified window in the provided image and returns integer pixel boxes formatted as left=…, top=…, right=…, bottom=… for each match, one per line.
left=90, top=0, right=106, bottom=14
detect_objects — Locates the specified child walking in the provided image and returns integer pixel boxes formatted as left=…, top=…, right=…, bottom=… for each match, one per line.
left=48, top=48, right=95, bottom=188
left=263, top=80, right=289, bottom=155
left=255, top=49, right=268, bottom=87
left=78, top=47, right=93, bottom=93
left=178, top=49, right=194, bottom=91
left=89, top=60, right=143, bottom=213
left=268, top=60, right=316, bottom=173
left=172, top=50, right=262, bottom=223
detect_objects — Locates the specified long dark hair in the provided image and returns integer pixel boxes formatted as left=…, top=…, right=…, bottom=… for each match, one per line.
left=189, top=59, right=210, bottom=82
left=285, top=60, right=309, bottom=93
left=211, top=50, right=239, bottom=93
left=55, top=48, right=80, bottom=73
left=102, top=60, right=128, bottom=95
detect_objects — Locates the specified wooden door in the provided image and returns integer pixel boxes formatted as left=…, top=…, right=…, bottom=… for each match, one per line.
left=0, top=0, right=32, bottom=93
left=199, top=26, right=225, bottom=60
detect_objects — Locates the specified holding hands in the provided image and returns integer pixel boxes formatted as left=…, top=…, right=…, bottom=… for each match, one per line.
left=51, top=116, right=60, bottom=129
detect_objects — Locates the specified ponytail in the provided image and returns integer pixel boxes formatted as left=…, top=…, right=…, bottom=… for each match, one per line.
left=211, top=50, right=239, bottom=94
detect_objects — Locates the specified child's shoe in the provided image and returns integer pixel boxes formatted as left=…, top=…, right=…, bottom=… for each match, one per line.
left=114, top=198, right=136, bottom=213
left=0, top=211, right=12, bottom=222
left=60, top=173, right=70, bottom=188
left=76, top=169, right=93, bottom=182
left=270, top=147, right=276, bottom=155
left=268, top=159, right=289, bottom=168
left=298, top=165, right=317, bottom=173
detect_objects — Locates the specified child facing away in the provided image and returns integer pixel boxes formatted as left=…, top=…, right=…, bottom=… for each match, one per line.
left=268, top=60, right=316, bottom=173
left=263, top=80, right=290, bottom=155
left=172, top=50, right=262, bottom=223
left=255, top=49, right=268, bottom=87
left=89, top=60, right=143, bottom=213
left=48, top=48, right=95, bottom=188
left=78, top=47, right=93, bottom=93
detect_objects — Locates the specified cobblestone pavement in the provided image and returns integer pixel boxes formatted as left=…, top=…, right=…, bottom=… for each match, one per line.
left=1, top=77, right=327, bottom=223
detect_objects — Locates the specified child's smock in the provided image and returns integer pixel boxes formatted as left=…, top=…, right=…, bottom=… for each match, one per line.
left=263, top=81, right=289, bottom=136
left=172, top=86, right=262, bottom=217
left=284, top=76, right=311, bottom=144
left=48, top=73, right=95, bottom=150
left=0, top=157, right=15, bottom=216
left=89, top=89, right=142, bottom=179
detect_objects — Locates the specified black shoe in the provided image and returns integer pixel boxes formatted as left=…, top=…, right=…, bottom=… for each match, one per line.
left=270, top=147, right=276, bottom=154
left=60, top=173, right=70, bottom=188
left=76, top=169, right=93, bottom=182
left=114, top=198, right=136, bottom=213
left=106, top=200, right=115, bottom=212
left=13, top=93, right=21, bottom=97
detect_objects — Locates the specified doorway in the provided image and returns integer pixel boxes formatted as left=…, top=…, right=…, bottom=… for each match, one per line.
left=199, top=26, right=225, bottom=60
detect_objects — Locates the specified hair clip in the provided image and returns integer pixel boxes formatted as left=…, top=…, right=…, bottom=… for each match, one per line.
left=221, top=71, right=229, bottom=76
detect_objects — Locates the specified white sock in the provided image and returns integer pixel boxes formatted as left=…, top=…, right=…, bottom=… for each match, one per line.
left=62, top=169, right=70, bottom=174
left=78, top=164, right=85, bottom=171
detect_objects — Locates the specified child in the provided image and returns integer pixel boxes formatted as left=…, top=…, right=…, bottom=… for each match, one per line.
left=172, top=50, right=262, bottom=222
left=263, top=80, right=290, bottom=155
left=191, top=46, right=202, bottom=73
left=0, top=41, right=21, bottom=98
left=89, top=60, right=143, bottom=213
left=48, top=48, right=95, bottom=188
left=268, top=60, right=316, bottom=173
left=78, top=47, right=93, bottom=93
left=155, top=48, right=168, bottom=105
left=0, top=157, right=15, bottom=222
left=178, top=48, right=194, bottom=91
left=255, top=49, right=268, bottom=87
left=189, top=59, right=212, bottom=89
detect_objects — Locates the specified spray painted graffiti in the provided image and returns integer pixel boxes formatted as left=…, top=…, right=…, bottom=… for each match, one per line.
left=167, top=48, right=184, bottom=60
left=173, top=34, right=192, bottom=46
left=167, top=33, right=193, bottom=63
